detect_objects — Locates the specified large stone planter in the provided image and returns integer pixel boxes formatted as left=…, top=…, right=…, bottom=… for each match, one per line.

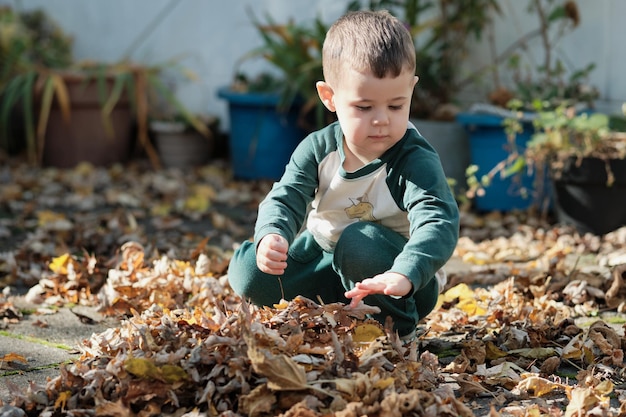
left=410, top=118, right=469, bottom=195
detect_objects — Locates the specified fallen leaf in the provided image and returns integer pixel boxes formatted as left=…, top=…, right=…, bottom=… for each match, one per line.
left=1, top=353, right=28, bottom=363
left=247, top=345, right=309, bottom=391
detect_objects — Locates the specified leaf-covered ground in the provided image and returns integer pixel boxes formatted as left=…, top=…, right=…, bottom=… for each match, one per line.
left=2, top=159, right=626, bottom=416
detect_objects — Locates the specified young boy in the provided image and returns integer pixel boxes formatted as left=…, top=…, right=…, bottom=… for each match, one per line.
left=228, top=10, right=459, bottom=339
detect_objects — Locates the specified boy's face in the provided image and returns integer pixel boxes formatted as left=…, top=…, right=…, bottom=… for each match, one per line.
left=317, top=66, right=417, bottom=163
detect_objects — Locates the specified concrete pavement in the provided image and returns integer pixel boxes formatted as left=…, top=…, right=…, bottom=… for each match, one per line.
left=1, top=297, right=120, bottom=405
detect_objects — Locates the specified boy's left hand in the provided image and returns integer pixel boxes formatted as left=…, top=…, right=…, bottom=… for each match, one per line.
left=344, top=272, right=412, bottom=308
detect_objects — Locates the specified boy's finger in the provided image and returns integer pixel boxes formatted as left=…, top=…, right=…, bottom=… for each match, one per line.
left=348, top=295, right=364, bottom=308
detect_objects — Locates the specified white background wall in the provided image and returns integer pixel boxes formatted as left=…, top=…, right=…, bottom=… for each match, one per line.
left=3, top=0, right=625, bottom=131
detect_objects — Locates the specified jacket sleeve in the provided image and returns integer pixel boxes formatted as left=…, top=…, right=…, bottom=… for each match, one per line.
left=388, top=141, right=460, bottom=293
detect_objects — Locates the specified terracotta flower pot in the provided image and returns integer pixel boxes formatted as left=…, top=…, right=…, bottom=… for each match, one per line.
left=41, top=73, right=134, bottom=168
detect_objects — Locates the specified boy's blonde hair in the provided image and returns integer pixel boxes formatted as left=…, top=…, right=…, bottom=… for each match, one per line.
left=322, top=10, right=416, bottom=86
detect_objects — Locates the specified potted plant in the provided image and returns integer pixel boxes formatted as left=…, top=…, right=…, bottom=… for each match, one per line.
left=149, top=114, right=218, bottom=170
left=506, top=104, right=626, bottom=235
left=0, top=6, right=209, bottom=169
left=147, top=67, right=218, bottom=169
left=456, top=0, right=600, bottom=212
left=217, top=10, right=329, bottom=180
left=0, top=6, right=73, bottom=157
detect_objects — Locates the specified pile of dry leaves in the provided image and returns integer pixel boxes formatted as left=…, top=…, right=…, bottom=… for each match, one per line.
left=2, top=161, right=626, bottom=416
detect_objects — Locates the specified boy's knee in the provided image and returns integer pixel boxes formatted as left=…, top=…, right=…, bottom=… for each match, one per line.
left=334, top=222, right=405, bottom=274
left=227, top=241, right=259, bottom=298
left=227, top=241, right=285, bottom=306
left=335, top=222, right=378, bottom=260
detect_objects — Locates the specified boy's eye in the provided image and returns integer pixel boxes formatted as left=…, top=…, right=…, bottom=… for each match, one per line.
left=354, top=104, right=403, bottom=111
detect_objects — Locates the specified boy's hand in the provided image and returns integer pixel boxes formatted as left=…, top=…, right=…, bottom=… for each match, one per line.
left=256, top=234, right=289, bottom=275
left=344, top=272, right=412, bottom=308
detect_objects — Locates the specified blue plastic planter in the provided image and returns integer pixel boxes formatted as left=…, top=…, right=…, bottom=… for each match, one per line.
left=456, top=112, right=538, bottom=212
left=217, top=87, right=306, bottom=180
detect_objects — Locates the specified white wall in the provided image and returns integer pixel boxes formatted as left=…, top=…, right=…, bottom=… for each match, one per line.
left=3, top=0, right=625, bottom=130
left=459, top=1, right=626, bottom=114
left=1, top=0, right=347, bottom=130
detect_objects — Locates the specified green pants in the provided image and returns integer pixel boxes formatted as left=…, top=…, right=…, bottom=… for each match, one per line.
left=227, top=221, right=439, bottom=337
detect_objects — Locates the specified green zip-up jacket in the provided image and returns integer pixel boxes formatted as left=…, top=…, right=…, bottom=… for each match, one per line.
left=254, top=121, right=460, bottom=295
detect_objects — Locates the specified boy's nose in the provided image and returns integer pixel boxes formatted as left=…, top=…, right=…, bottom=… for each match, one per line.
left=372, top=111, right=389, bottom=125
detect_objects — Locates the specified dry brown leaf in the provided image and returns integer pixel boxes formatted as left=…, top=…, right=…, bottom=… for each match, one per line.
left=238, top=384, right=276, bottom=417
left=8, top=162, right=626, bottom=416
left=1, top=353, right=28, bottom=364
left=454, top=373, right=489, bottom=398
left=606, top=264, right=626, bottom=308
left=247, top=345, right=310, bottom=391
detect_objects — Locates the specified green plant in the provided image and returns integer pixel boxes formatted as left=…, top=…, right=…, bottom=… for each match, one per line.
left=347, top=0, right=501, bottom=120
left=231, top=9, right=329, bottom=130
left=0, top=6, right=208, bottom=168
left=0, top=7, right=73, bottom=86
left=525, top=105, right=626, bottom=184
left=0, top=6, right=73, bottom=155
left=465, top=104, right=626, bottom=207
left=484, top=0, right=599, bottom=110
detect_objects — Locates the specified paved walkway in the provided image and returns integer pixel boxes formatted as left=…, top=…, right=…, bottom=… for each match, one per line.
left=1, top=297, right=120, bottom=404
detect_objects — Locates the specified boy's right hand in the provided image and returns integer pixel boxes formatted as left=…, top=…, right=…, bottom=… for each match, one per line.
left=256, top=234, right=289, bottom=275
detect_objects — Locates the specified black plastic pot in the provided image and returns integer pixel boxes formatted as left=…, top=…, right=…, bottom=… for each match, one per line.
left=552, top=157, right=626, bottom=235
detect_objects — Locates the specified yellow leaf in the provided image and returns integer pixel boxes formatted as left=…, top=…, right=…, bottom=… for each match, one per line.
left=373, top=377, right=395, bottom=390
left=151, top=203, right=172, bottom=216
left=192, top=184, right=216, bottom=199
left=352, top=323, right=385, bottom=344
left=49, top=253, right=78, bottom=274
left=485, top=341, right=508, bottom=360
left=442, top=283, right=474, bottom=303
left=173, top=260, right=191, bottom=273
left=184, top=194, right=210, bottom=213
left=185, top=184, right=215, bottom=212
left=442, top=283, right=487, bottom=316
left=124, top=357, right=162, bottom=381
left=160, top=364, right=188, bottom=383
left=462, top=252, right=490, bottom=265
left=37, top=210, right=67, bottom=227
left=457, top=298, right=487, bottom=316
left=54, top=390, right=72, bottom=410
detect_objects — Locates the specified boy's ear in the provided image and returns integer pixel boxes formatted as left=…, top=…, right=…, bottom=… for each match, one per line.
left=316, top=81, right=336, bottom=112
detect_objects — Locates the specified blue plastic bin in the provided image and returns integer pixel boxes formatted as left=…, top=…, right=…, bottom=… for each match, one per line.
left=456, top=112, right=539, bottom=212
left=217, top=87, right=306, bottom=180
